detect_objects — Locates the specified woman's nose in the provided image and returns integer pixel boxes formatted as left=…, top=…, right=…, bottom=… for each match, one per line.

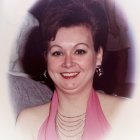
left=62, top=54, right=74, bottom=68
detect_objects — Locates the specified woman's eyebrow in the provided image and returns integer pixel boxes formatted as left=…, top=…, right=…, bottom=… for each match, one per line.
left=48, top=45, right=63, bottom=50
left=48, top=42, right=89, bottom=51
left=74, top=43, right=89, bottom=48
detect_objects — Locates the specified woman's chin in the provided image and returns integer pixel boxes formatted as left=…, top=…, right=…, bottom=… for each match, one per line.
left=57, top=84, right=81, bottom=93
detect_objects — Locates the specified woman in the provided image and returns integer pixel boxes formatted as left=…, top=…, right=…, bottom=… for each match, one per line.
left=16, top=0, right=125, bottom=140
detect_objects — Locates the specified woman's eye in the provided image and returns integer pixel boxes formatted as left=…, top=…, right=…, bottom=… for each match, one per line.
left=52, top=51, right=63, bottom=56
left=75, top=49, right=86, bottom=55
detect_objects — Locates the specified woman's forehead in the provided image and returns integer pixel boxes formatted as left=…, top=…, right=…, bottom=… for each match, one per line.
left=49, top=25, right=93, bottom=45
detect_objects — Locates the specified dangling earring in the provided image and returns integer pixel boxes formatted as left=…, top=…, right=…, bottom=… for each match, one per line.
left=96, top=65, right=103, bottom=77
left=43, top=70, right=48, bottom=79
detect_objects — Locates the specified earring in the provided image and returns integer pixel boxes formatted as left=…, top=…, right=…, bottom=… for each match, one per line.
left=43, top=70, right=48, bottom=79
left=96, top=65, right=103, bottom=77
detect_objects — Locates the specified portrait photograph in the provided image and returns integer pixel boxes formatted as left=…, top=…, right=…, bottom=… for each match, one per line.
left=0, top=0, right=140, bottom=140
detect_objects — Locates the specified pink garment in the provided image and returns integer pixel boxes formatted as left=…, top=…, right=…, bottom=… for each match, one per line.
left=38, top=89, right=110, bottom=140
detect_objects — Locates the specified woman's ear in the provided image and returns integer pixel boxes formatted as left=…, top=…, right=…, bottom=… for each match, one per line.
left=44, top=51, right=47, bottom=61
left=44, top=51, right=48, bottom=68
left=96, top=47, right=103, bottom=66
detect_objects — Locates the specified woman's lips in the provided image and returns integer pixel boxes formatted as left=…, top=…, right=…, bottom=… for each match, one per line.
left=60, top=72, right=80, bottom=79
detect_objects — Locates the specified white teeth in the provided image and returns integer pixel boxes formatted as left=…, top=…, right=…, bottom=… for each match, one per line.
left=62, top=72, right=78, bottom=77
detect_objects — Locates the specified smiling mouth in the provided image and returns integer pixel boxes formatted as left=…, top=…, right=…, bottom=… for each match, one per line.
left=60, top=72, right=80, bottom=79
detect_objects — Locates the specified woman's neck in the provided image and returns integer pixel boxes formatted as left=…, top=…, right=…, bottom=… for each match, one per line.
left=56, top=86, right=93, bottom=117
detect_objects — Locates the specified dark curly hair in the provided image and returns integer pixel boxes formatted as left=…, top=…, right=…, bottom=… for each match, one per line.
left=21, top=0, right=108, bottom=91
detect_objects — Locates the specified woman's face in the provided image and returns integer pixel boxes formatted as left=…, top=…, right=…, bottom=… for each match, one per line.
left=45, top=25, right=103, bottom=92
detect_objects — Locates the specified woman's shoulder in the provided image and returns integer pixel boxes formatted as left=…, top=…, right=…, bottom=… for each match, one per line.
left=17, top=102, right=50, bottom=123
left=96, top=91, right=129, bottom=125
left=16, top=103, right=50, bottom=139
left=97, top=91, right=128, bottom=105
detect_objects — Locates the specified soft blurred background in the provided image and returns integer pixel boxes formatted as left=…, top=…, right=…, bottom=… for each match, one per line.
left=0, top=0, right=37, bottom=139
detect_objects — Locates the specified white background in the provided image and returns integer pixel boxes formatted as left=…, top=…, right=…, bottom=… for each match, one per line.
left=0, top=0, right=140, bottom=139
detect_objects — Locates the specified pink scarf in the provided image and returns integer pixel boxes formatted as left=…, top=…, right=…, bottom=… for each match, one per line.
left=38, top=89, right=110, bottom=140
